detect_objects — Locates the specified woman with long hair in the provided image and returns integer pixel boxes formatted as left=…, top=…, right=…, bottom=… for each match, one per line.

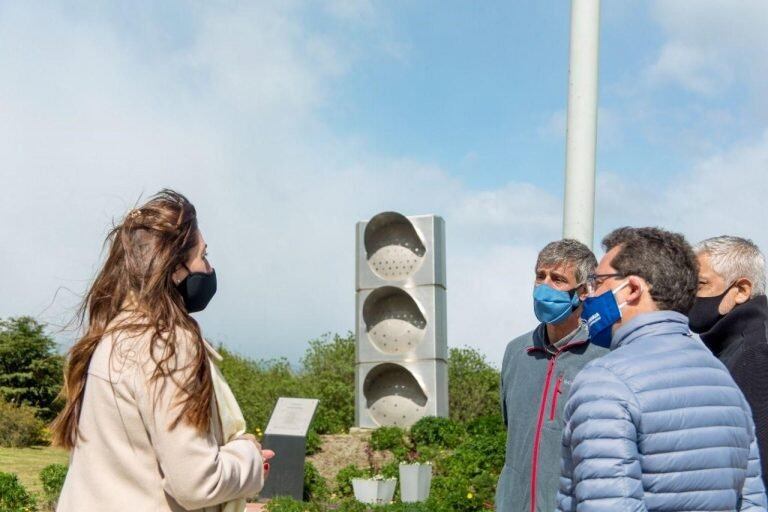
left=51, top=190, right=272, bottom=511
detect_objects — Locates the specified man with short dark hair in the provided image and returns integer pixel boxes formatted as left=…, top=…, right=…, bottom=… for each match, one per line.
left=691, top=236, right=768, bottom=489
left=496, top=239, right=606, bottom=512
left=556, top=227, right=766, bottom=512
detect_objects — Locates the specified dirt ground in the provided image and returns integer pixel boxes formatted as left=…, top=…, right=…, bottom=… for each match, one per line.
left=307, top=431, right=394, bottom=482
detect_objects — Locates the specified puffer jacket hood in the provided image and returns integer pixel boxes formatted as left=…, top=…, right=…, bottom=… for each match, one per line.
left=556, top=310, right=767, bottom=512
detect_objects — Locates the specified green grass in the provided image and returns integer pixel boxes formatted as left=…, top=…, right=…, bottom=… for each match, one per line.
left=0, top=445, right=69, bottom=495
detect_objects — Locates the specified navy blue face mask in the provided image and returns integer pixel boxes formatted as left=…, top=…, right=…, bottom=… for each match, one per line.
left=176, top=266, right=217, bottom=313
left=581, top=280, right=629, bottom=348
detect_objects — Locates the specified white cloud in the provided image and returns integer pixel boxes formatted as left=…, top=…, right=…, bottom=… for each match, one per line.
left=595, top=130, right=768, bottom=252
left=647, top=0, right=768, bottom=98
left=647, top=41, right=732, bottom=96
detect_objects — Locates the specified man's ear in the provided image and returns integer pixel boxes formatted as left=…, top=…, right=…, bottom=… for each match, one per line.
left=733, top=277, right=753, bottom=305
left=577, top=283, right=590, bottom=302
left=625, top=275, right=645, bottom=305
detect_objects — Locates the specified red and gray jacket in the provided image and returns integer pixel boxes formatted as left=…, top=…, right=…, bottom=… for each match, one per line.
left=495, top=322, right=606, bottom=512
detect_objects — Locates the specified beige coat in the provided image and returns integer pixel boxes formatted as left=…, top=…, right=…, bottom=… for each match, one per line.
left=57, top=313, right=264, bottom=512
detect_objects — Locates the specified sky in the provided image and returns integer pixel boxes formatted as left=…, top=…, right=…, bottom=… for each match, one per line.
left=1, top=0, right=767, bottom=367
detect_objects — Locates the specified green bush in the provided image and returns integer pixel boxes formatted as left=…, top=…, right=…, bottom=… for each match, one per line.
left=369, top=427, right=406, bottom=452
left=380, top=461, right=400, bottom=481
left=335, top=464, right=368, bottom=497
left=303, top=461, right=328, bottom=502
left=426, top=429, right=505, bottom=512
left=382, top=503, right=432, bottom=512
left=464, top=414, right=505, bottom=438
left=264, top=496, right=323, bottom=512
left=39, top=464, right=67, bottom=509
left=448, top=347, right=500, bottom=425
left=443, top=431, right=506, bottom=476
left=335, top=499, right=366, bottom=512
left=0, top=472, right=37, bottom=512
left=409, top=416, right=465, bottom=449
left=406, top=444, right=442, bottom=465
left=0, top=397, right=45, bottom=448
left=335, top=499, right=432, bottom=512
left=306, top=428, right=322, bottom=456
left=428, top=471, right=497, bottom=512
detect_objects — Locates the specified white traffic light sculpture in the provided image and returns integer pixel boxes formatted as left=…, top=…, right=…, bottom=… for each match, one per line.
left=355, top=212, right=448, bottom=428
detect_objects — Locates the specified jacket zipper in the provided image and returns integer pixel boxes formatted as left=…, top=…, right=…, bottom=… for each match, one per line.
left=549, top=375, right=563, bottom=421
left=530, top=355, right=557, bottom=512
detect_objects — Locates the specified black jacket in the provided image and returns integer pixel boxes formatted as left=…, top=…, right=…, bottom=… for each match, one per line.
left=701, top=294, right=768, bottom=488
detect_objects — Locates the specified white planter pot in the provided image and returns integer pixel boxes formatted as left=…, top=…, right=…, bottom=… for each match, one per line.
left=398, top=463, right=432, bottom=503
left=352, top=478, right=397, bottom=505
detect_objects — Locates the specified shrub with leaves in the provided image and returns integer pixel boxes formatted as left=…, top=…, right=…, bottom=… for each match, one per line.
left=264, top=496, right=324, bottom=512
left=428, top=471, right=497, bottom=512
left=303, top=461, right=328, bottom=503
left=334, top=465, right=368, bottom=497
left=0, top=396, right=45, bottom=448
left=0, top=472, right=36, bottom=512
left=39, top=464, right=68, bottom=509
left=369, top=426, right=406, bottom=452
left=409, top=416, right=465, bottom=450
left=464, top=414, right=505, bottom=438
left=305, top=429, right=322, bottom=455
left=336, top=502, right=432, bottom=512
left=335, top=499, right=366, bottom=512
left=383, top=503, right=433, bottom=512
left=427, top=429, right=505, bottom=512
left=305, top=428, right=322, bottom=456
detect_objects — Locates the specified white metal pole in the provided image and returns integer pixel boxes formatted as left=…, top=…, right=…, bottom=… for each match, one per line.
left=563, top=0, right=601, bottom=249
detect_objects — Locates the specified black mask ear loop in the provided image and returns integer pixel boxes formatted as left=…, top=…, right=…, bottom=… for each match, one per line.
left=175, top=262, right=191, bottom=286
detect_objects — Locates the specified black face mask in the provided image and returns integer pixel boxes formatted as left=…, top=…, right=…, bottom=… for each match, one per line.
left=688, top=284, right=732, bottom=334
left=176, top=267, right=217, bottom=313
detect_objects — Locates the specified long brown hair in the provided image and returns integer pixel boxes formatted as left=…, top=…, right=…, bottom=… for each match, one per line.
left=50, top=190, right=213, bottom=449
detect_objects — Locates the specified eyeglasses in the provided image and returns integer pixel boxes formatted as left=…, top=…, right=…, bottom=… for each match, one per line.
left=586, top=272, right=624, bottom=292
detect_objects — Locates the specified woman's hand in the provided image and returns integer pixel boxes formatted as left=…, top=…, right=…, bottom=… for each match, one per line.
left=236, top=434, right=275, bottom=478
left=236, top=433, right=260, bottom=448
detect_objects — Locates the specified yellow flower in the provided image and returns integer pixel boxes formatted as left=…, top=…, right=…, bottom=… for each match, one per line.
left=467, top=492, right=474, bottom=499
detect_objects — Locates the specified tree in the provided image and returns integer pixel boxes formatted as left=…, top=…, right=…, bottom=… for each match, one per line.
left=217, top=348, right=302, bottom=432
left=218, top=332, right=356, bottom=435
left=448, top=347, right=500, bottom=424
left=299, top=332, right=356, bottom=434
left=0, top=317, right=64, bottom=420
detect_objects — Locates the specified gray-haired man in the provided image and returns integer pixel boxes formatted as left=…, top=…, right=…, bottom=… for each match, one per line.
left=495, top=239, right=606, bottom=512
left=691, top=235, right=768, bottom=488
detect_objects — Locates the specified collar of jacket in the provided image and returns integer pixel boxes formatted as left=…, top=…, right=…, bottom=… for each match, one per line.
left=700, top=294, right=768, bottom=356
left=203, top=338, right=223, bottom=363
left=611, top=310, right=691, bottom=350
left=528, top=321, right=589, bottom=354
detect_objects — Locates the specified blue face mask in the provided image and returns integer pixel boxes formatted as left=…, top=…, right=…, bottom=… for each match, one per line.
left=581, top=280, right=629, bottom=348
left=533, top=284, right=582, bottom=325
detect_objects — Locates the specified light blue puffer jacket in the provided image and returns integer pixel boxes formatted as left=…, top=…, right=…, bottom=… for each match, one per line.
left=556, top=311, right=767, bottom=512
